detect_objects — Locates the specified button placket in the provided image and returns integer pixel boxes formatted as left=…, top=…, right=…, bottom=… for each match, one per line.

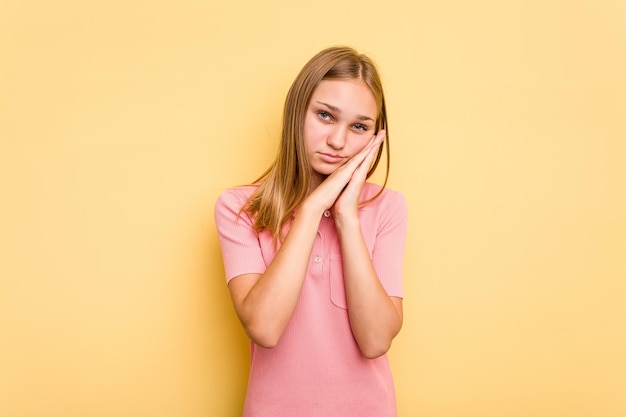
left=311, top=230, right=323, bottom=274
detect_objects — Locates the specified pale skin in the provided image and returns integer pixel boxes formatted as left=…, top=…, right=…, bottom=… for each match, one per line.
left=228, top=79, right=403, bottom=359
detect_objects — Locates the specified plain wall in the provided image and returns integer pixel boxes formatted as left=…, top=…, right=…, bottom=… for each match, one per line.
left=1, top=0, right=625, bottom=416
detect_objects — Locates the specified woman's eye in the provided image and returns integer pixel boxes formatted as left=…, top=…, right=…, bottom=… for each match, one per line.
left=318, top=111, right=332, bottom=121
left=353, top=124, right=368, bottom=131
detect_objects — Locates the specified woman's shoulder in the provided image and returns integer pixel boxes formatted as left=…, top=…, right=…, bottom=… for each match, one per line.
left=215, top=184, right=258, bottom=212
left=362, top=182, right=406, bottom=205
left=360, top=183, right=408, bottom=227
left=360, top=182, right=408, bottom=220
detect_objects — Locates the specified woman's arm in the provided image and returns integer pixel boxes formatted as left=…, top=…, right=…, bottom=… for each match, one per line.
left=335, top=215, right=404, bottom=359
left=227, top=204, right=321, bottom=348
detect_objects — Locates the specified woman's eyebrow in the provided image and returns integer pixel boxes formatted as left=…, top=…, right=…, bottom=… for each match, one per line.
left=316, top=101, right=375, bottom=122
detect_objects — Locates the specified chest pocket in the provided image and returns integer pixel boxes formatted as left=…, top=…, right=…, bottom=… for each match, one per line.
left=329, top=253, right=347, bottom=309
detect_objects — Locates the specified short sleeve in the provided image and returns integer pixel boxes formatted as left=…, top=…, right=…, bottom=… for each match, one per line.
left=214, top=188, right=267, bottom=284
left=371, top=191, right=408, bottom=298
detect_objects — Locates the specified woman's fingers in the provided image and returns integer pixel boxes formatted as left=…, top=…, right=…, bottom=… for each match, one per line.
left=358, top=130, right=385, bottom=162
left=350, top=130, right=385, bottom=179
left=336, top=130, right=385, bottom=177
left=333, top=131, right=385, bottom=212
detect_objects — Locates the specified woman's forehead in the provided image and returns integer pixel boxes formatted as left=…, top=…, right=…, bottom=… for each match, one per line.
left=310, top=79, right=378, bottom=119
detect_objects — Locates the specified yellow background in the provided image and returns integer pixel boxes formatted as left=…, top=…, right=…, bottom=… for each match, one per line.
left=1, top=0, right=625, bottom=416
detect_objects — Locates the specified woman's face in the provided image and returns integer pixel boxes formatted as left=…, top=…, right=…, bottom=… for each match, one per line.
left=303, top=78, right=378, bottom=187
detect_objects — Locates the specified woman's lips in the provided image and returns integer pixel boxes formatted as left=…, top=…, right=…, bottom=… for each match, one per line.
left=319, top=153, right=346, bottom=163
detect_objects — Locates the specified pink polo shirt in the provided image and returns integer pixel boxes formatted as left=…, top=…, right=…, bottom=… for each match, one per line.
left=214, top=182, right=408, bottom=417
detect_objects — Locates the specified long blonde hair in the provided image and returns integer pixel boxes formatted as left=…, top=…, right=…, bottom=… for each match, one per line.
left=245, top=46, right=390, bottom=241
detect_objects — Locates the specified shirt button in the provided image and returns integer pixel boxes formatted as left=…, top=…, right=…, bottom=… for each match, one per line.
left=323, top=210, right=331, bottom=218
left=314, top=256, right=322, bottom=263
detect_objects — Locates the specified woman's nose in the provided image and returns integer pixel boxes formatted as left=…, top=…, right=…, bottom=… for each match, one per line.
left=326, top=126, right=347, bottom=149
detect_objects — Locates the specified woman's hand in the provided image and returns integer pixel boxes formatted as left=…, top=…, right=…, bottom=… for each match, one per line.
left=304, top=130, right=385, bottom=216
left=333, top=130, right=385, bottom=219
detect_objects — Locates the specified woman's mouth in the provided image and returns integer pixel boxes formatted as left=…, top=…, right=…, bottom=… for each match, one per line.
left=318, top=153, right=346, bottom=163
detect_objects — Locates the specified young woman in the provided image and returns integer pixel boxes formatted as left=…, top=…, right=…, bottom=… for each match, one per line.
left=215, top=46, right=408, bottom=417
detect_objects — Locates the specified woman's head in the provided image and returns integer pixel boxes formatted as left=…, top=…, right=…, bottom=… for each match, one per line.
left=303, top=78, right=379, bottom=187
left=278, top=46, right=389, bottom=187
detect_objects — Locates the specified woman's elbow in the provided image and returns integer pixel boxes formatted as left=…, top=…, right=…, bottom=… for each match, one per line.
left=357, top=323, right=401, bottom=359
left=244, top=322, right=283, bottom=349
left=250, top=334, right=280, bottom=349
left=358, top=340, right=392, bottom=359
